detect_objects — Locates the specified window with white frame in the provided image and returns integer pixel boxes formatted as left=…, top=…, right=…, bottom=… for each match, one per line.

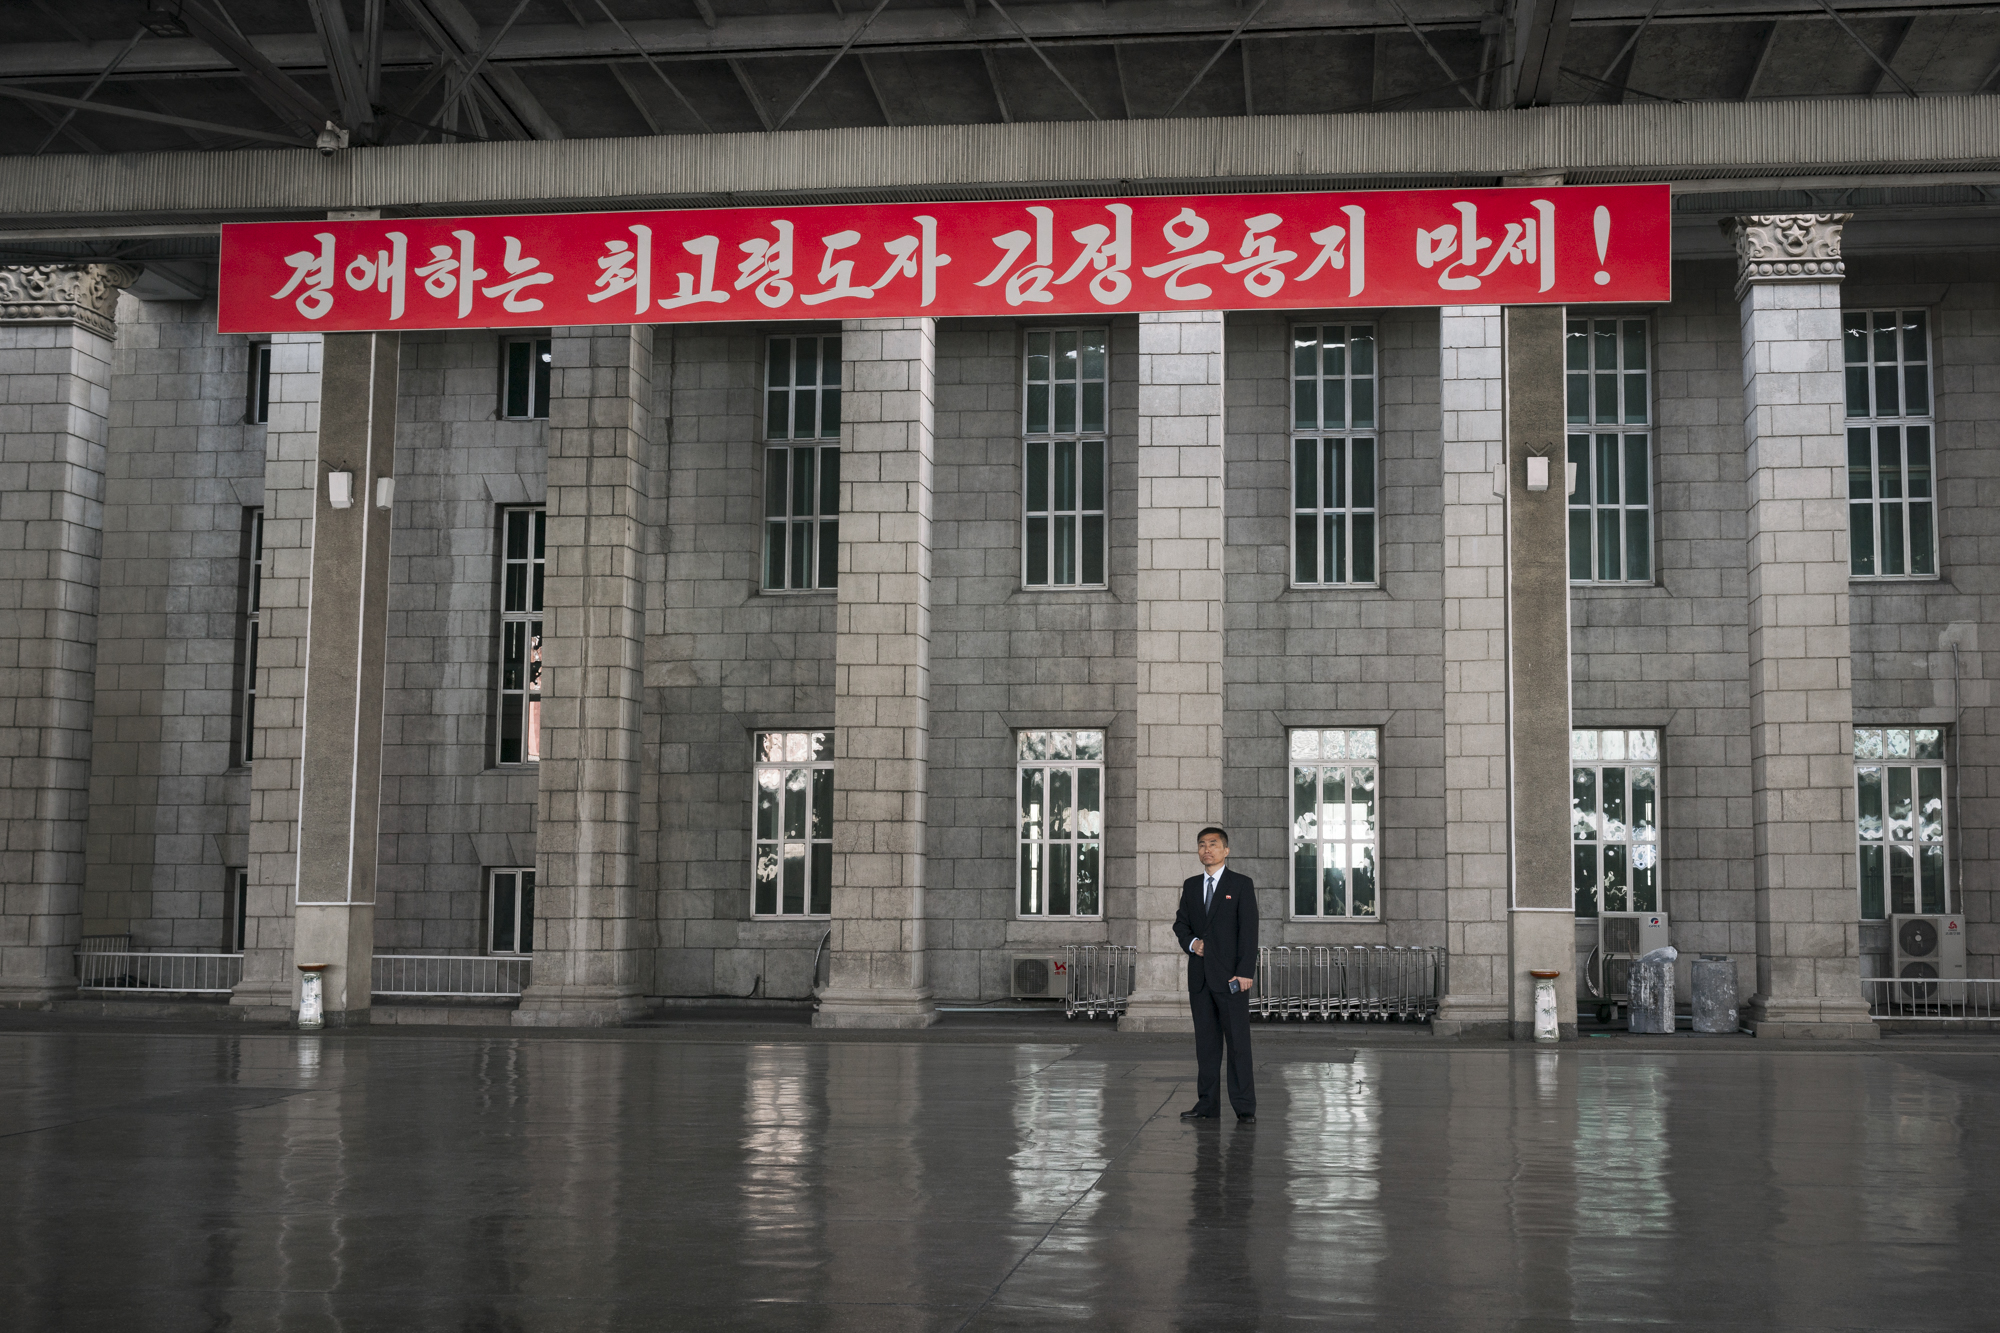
left=1291, top=325, right=1378, bottom=586
left=1855, top=726, right=1948, bottom=920
left=1288, top=728, right=1379, bottom=918
left=754, top=731, right=832, bottom=917
left=488, top=867, right=535, bottom=955
left=502, top=335, right=552, bottom=420
left=248, top=343, right=272, bottom=424
left=1017, top=730, right=1104, bottom=917
left=764, top=335, right=841, bottom=591
left=1022, top=329, right=1107, bottom=588
left=237, top=508, right=263, bottom=766
left=496, top=506, right=544, bottom=765
left=1567, top=318, right=1653, bottom=584
left=1571, top=729, right=1661, bottom=917
left=1845, top=310, right=1936, bottom=579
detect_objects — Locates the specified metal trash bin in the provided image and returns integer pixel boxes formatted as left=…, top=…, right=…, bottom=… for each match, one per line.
left=1628, top=945, right=1677, bottom=1034
left=1691, top=954, right=1739, bottom=1034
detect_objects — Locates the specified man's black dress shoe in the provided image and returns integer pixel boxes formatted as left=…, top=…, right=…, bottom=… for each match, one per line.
left=1180, top=1106, right=1218, bottom=1120
left=1237, top=1113, right=1256, bottom=1124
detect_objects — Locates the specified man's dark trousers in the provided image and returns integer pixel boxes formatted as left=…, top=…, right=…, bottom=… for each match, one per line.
left=1171, top=866, right=1258, bottom=1118
left=1190, top=979, right=1255, bottom=1117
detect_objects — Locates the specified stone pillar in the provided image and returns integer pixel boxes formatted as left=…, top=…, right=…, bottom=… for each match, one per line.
left=1120, top=309, right=1225, bottom=1034
left=1434, top=306, right=1511, bottom=1037
left=1724, top=214, right=1876, bottom=1038
left=232, top=332, right=398, bottom=1023
left=0, top=263, right=136, bottom=1005
left=812, top=316, right=936, bottom=1020
left=515, top=325, right=652, bottom=1027
left=815, top=317, right=938, bottom=1030
left=1502, top=306, right=1577, bottom=1039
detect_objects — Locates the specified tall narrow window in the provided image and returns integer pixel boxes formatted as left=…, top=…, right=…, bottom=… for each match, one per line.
left=1022, top=329, right=1107, bottom=588
left=1017, top=730, right=1104, bottom=918
left=488, top=868, right=536, bottom=954
left=1845, top=310, right=1936, bottom=579
left=1291, top=325, right=1378, bottom=586
left=496, top=507, right=544, bottom=764
left=226, top=867, right=248, bottom=952
left=502, top=335, right=553, bottom=420
left=1571, top=729, right=1661, bottom=917
left=764, top=335, right=841, bottom=591
left=1855, top=727, right=1948, bottom=920
left=248, top=343, right=272, bottom=424
left=237, top=508, right=263, bottom=766
left=1567, top=319, right=1653, bottom=584
left=754, top=731, right=833, bottom=917
left=1288, top=729, right=1380, bottom=919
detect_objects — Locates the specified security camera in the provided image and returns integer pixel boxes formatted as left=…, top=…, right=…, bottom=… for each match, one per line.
left=316, top=121, right=350, bottom=157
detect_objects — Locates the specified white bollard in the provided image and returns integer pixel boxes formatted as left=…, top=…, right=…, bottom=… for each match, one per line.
left=1531, top=969, right=1561, bottom=1043
left=298, top=963, right=328, bottom=1030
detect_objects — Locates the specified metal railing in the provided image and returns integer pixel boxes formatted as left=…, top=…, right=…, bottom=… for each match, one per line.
left=1864, top=977, right=2000, bottom=1022
left=371, top=954, right=530, bottom=998
left=1253, top=945, right=1446, bottom=1022
left=1064, top=943, right=1447, bottom=1022
left=76, top=951, right=242, bottom=994
left=1066, top=944, right=1137, bottom=1019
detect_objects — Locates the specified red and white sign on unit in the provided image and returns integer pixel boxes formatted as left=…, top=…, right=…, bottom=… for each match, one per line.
left=218, top=184, right=1670, bottom=334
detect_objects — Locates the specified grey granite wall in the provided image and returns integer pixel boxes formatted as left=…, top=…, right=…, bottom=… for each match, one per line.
left=85, top=296, right=260, bottom=948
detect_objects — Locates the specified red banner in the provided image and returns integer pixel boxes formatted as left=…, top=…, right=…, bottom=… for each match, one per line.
left=217, top=184, right=1670, bottom=334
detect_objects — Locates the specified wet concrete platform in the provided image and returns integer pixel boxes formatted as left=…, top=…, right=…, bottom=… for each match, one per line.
left=3, top=1015, right=1997, bottom=1331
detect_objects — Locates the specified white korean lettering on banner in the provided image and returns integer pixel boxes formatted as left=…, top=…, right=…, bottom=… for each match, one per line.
left=272, top=232, right=337, bottom=320
left=1052, top=203, right=1133, bottom=305
left=977, top=206, right=1057, bottom=306
left=801, top=229, right=873, bottom=306
left=737, top=221, right=796, bottom=308
left=659, top=236, right=729, bottom=310
left=589, top=225, right=652, bottom=316
left=416, top=231, right=488, bottom=319
left=1418, top=203, right=1496, bottom=292
left=340, top=232, right=409, bottom=321
left=1296, top=206, right=1367, bottom=299
left=1472, top=200, right=1556, bottom=292
left=1140, top=207, right=1225, bottom=301
left=869, top=216, right=951, bottom=306
left=1220, top=213, right=1297, bottom=297
left=481, top=236, right=553, bottom=313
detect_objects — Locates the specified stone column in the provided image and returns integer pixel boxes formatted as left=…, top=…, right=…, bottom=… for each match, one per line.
left=1502, top=306, right=1577, bottom=1039
left=232, top=332, right=398, bottom=1023
left=0, top=263, right=136, bottom=1005
left=1724, top=214, right=1876, bottom=1038
left=1434, top=306, right=1511, bottom=1037
left=515, top=325, right=652, bottom=1027
left=1120, top=309, right=1225, bottom=1034
left=815, top=317, right=937, bottom=1030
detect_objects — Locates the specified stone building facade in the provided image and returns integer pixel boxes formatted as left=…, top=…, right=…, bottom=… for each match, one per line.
left=1, top=177, right=1995, bottom=1039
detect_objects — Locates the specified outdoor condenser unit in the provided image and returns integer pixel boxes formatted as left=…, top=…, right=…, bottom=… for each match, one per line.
left=1590, top=910, right=1671, bottom=1001
left=1011, top=954, right=1069, bottom=999
left=1891, top=913, right=1966, bottom=1002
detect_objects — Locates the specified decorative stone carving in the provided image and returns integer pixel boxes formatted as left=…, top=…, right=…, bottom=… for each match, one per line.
left=0, top=262, right=143, bottom=339
left=1721, top=214, right=1850, bottom=297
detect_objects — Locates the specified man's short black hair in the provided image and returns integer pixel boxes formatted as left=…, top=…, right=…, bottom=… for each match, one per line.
left=1196, top=826, right=1229, bottom=847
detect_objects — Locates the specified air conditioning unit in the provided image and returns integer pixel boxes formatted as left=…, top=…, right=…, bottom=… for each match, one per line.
left=1590, top=910, right=1671, bottom=1001
left=1891, top=913, right=1966, bottom=1003
left=1011, top=954, right=1069, bottom=999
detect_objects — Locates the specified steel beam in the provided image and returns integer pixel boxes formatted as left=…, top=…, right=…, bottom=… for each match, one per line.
left=1511, top=0, right=1579, bottom=106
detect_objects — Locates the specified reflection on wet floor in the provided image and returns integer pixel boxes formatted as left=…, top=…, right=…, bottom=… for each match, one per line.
left=3, top=1028, right=1998, bottom=1331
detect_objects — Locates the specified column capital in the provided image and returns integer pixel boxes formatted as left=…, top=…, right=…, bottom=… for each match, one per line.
left=0, top=262, right=142, bottom=339
left=1720, top=214, right=1850, bottom=298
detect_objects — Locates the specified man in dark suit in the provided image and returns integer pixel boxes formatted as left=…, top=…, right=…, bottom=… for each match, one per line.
left=1172, top=826, right=1258, bottom=1123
